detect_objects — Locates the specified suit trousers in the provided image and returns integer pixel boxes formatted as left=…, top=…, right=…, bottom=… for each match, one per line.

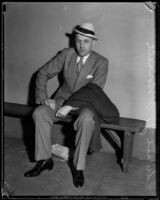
left=33, top=104, right=95, bottom=170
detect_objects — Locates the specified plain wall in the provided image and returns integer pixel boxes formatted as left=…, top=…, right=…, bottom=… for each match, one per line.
left=4, top=2, right=155, bottom=127
left=4, top=3, right=156, bottom=159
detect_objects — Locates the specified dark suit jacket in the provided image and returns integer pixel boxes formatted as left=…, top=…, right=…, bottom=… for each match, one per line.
left=64, top=83, right=120, bottom=152
left=36, top=48, right=108, bottom=108
left=65, top=83, right=120, bottom=121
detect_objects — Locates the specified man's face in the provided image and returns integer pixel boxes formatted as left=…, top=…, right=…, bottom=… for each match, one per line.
left=75, top=34, right=94, bottom=57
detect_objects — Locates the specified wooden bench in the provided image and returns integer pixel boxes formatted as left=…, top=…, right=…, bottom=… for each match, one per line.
left=101, top=118, right=146, bottom=173
left=4, top=102, right=146, bottom=173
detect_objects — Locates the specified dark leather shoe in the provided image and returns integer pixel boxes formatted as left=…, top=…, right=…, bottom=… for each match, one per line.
left=24, top=158, right=54, bottom=177
left=73, top=169, right=84, bottom=187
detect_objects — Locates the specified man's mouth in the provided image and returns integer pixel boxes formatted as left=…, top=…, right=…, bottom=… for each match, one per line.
left=79, top=49, right=85, bottom=53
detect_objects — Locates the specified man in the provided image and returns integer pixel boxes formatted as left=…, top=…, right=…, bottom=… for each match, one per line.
left=24, top=22, right=109, bottom=187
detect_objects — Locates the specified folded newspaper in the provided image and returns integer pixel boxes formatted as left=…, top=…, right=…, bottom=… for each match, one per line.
left=52, top=144, right=69, bottom=161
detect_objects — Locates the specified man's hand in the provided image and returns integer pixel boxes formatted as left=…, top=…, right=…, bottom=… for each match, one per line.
left=44, top=99, right=56, bottom=110
left=56, top=106, right=79, bottom=118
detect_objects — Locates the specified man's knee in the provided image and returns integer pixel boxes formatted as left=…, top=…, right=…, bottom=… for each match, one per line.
left=33, top=105, right=51, bottom=119
left=33, top=105, right=45, bottom=116
left=33, top=104, right=58, bottom=125
left=79, top=108, right=95, bottom=125
left=73, top=108, right=95, bottom=131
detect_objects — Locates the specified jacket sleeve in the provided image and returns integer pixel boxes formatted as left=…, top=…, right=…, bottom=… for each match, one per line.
left=91, top=58, right=108, bottom=89
left=35, top=49, right=67, bottom=104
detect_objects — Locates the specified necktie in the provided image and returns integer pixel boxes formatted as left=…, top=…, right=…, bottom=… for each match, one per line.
left=77, top=57, right=83, bottom=72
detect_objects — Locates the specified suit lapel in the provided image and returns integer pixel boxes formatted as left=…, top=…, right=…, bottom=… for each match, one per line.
left=67, top=51, right=79, bottom=91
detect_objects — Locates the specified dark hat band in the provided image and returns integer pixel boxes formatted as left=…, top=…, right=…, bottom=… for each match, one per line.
left=75, top=26, right=95, bottom=36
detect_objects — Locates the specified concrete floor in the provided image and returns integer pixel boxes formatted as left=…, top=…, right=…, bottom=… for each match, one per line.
left=3, top=137, right=156, bottom=197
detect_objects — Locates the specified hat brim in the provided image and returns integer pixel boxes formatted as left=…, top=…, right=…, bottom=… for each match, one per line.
left=74, top=29, right=98, bottom=41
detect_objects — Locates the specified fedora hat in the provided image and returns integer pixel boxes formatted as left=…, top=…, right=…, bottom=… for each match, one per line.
left=74, top=22, right=98, bottom=40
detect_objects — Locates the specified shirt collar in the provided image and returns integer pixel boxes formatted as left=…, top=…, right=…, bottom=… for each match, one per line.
left=77, top=53, right=90, bottom=64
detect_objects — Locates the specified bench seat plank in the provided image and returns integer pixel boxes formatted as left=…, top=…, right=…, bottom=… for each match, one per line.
left=101, top=117, right=146, bottom=132
left=4, top=102, right=34, bottom=117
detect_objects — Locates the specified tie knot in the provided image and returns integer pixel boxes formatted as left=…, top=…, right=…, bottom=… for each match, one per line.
left=78, top=57, right=83, bottom=64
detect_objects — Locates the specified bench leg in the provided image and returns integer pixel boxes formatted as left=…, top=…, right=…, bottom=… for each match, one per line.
left=122, top=131, right=132, bottom=173
left=129, top=133, right=134, bottom=164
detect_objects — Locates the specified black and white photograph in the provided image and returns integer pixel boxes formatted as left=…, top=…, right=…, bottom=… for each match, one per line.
left=2, top=2, right=158, bottom=198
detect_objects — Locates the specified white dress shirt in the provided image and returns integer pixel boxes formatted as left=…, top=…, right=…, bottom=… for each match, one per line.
left=77, top=54, right=90, bottom=64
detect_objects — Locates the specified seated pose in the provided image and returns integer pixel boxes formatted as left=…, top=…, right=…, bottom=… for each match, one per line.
left=24, top=22, right=119, bottom=187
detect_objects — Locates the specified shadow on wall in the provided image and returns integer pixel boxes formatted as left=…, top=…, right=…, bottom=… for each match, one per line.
left=27, top=28, right=76, bottom=106
left=27, top=51, right=64, bottom=107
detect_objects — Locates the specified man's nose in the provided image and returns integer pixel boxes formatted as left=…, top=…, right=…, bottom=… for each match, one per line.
left=80, top=42, right=84, bottom=48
